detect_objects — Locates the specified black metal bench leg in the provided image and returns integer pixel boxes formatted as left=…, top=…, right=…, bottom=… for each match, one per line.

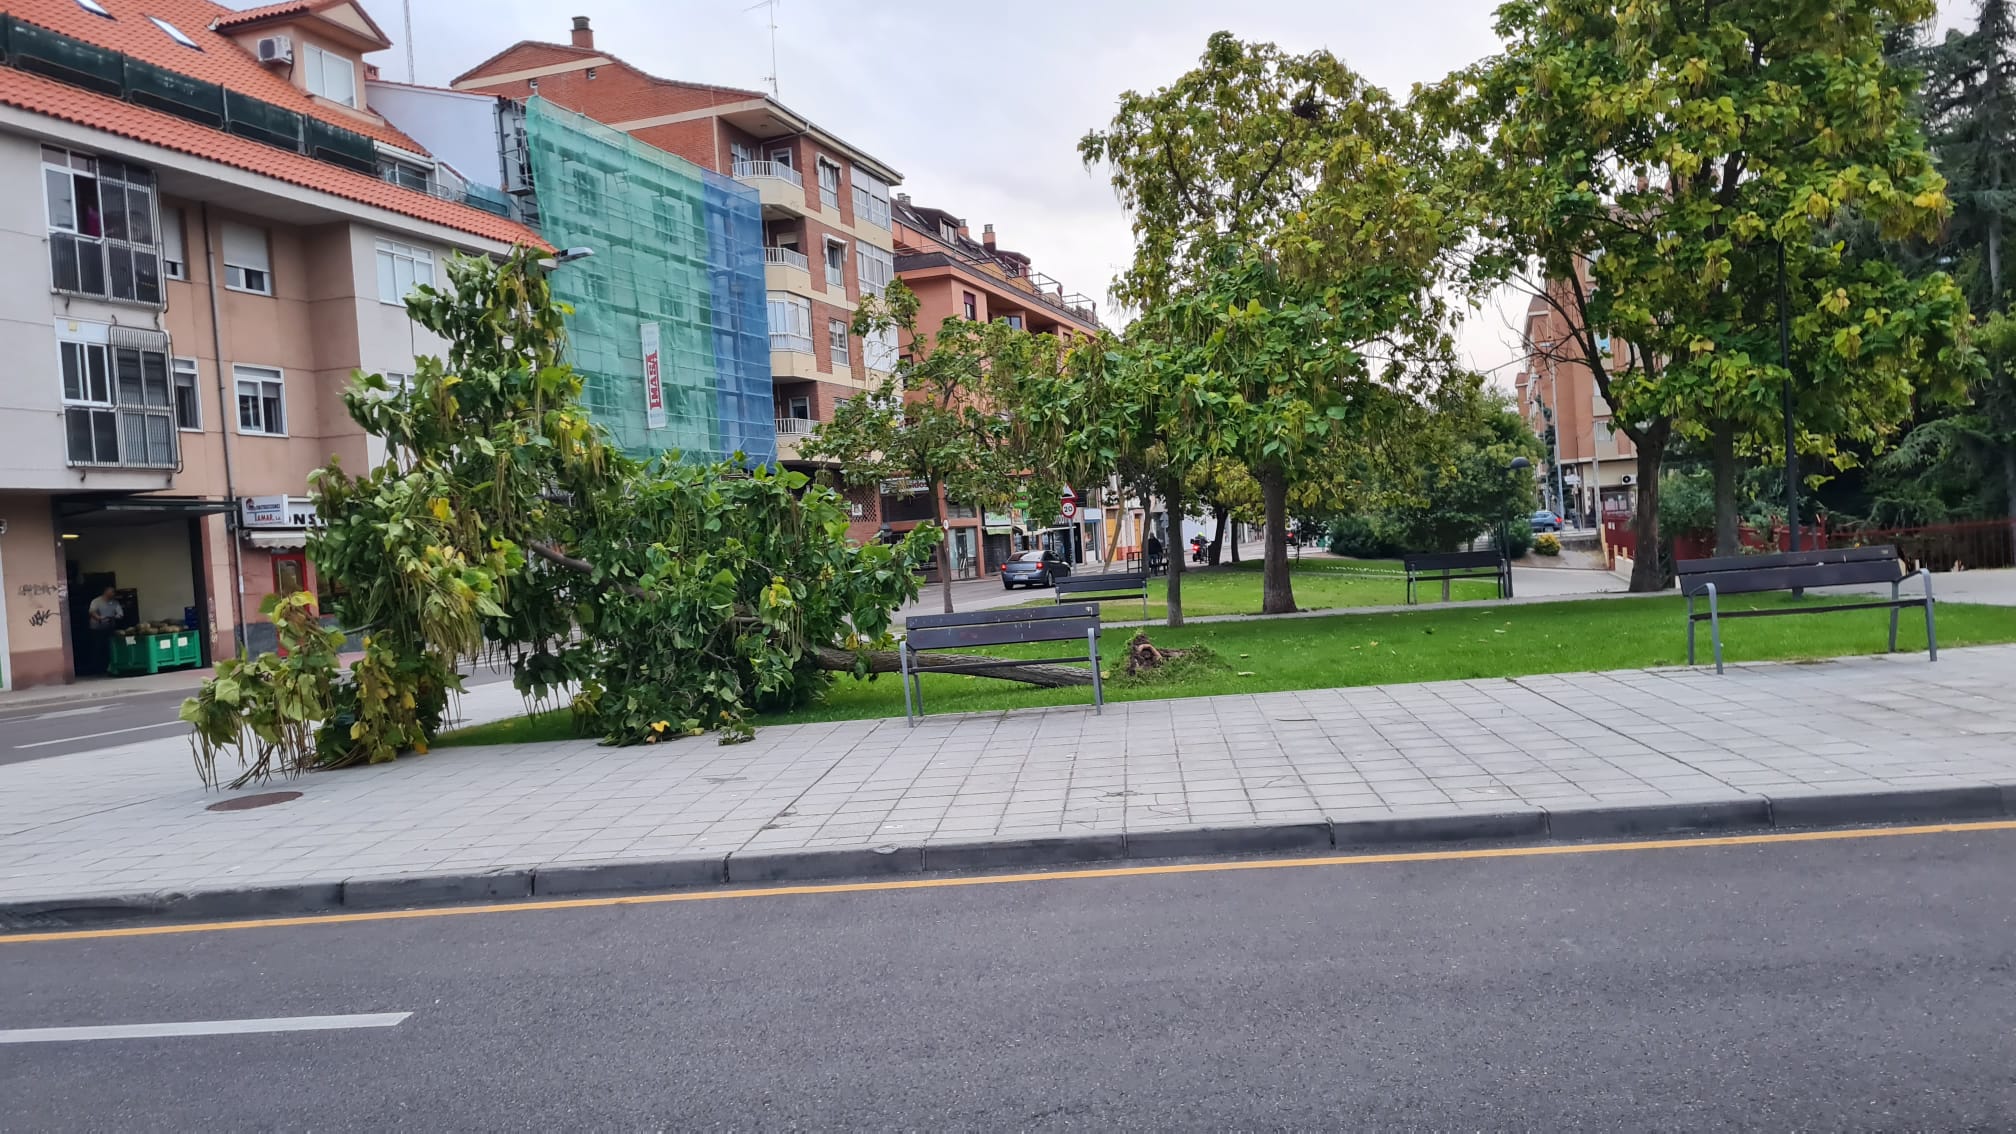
left=1088, top=628, right=1104, bottom=714
left=1709, top=582, right=1725, bottom=675
left=1687, top=593, right=1696, bottom=665
left=901, top=641, right=917, bottom=727
left=1922, top=568, right=1938, bottom=661
left=1889, top=579, right=1901, bottom=653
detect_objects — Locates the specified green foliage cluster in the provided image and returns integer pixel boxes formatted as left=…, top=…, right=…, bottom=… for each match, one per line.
left=185, top=249, right=935, bottom=785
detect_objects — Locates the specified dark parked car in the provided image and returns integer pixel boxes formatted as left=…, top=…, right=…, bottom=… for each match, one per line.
left=1001, top=550, right=1072, bottom=589
left=1530, top=509, right=1563, bottom=532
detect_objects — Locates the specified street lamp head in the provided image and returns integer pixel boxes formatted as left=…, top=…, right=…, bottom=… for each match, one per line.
left=1506, top=456, right=1531, bottom=472
left=555, top=247, right=595, bottom=264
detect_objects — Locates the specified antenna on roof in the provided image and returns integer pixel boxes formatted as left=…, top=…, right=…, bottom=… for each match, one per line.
left=402, top=0, right=416, bottom=82
left=745, top=0, right=780, bottom=97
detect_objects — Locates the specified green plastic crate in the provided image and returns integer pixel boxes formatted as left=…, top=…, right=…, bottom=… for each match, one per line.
left=108, top=631, right=198, bottom=676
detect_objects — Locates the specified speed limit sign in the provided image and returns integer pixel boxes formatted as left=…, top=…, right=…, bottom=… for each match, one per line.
left=1060, top=500, right=1078, bottom=519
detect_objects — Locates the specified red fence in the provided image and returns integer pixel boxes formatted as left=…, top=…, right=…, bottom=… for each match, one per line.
left=1824, top=518, right=2016, bottom=573
left=1610, top=515, right=2016, bottom=572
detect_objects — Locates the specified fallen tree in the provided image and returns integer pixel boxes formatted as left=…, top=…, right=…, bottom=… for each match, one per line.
left=183, top=248, right=1070, bottom=787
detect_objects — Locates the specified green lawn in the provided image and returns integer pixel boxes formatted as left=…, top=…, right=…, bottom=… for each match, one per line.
left=1015, top=557, right=1502, bottom=619
left=436, top=592, right=2016, bottom=746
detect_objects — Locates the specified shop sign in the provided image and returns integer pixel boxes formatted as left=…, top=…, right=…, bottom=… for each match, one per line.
left=240, top=495, right=318, bottom=529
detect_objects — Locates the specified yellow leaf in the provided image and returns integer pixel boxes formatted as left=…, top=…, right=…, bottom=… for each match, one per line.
left=430, top=497, right=451, bottom=521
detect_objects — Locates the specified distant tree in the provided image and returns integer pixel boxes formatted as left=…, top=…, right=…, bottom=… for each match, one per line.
left=800, top=281, right=1067, bottom=615
left=1082, top=33, right=1460, bottom=614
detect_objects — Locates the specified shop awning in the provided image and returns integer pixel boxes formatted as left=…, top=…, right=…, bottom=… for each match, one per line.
left=245, top=530, right=310, bottom=550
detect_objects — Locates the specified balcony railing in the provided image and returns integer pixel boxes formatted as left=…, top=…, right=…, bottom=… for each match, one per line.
left=770, top=331, right=814, bottom=354
left=65, top=406, right=177, bottom=469
left=775, top=416, right=819, bottom=436
left=733, top=160, right=803, bottom=188
left=764, top=245, right=810, bottom=271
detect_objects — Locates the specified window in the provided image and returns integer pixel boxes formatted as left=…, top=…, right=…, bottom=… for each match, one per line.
left=43, top=147, right=162, bottom=305
left=375, top=239, right=433, bottom=305
left=769, top=145, right=794, bottom=169
left=148, top=15, right=201, bottom=49
left=786, top=396, right=811, bottom=419
left=75, top=0, right=111, bottom=17
left=234, top=365, right=286, bottom=435
left=941, top=221, right=959, bottom=243
left=159, top=206, right=185, bottom=280
left=864, top=326, right=898, bottom=373
left=851, top=167, right=891, bottom=228
left=1000, top=314, right=1025, bottom=330
left=823, top=239, right=847, bottom=290
left=378, top=158, right=430, bottom=192
left=172, top=357, right=201, bottom=430
left=222, top=222, right=271, bottom=294
left=59, top=333, right=176, bottom=467
left=304, top=44, right=357, bottom=107
left=817, top=159, right=841, bottom=210
left=962, top=291, right=978, bottom=320
left=828, top=319, right=850, bottom=367
left=765, top=292, right=812, bottom=353
left=856, top=243, right=894, bottom=295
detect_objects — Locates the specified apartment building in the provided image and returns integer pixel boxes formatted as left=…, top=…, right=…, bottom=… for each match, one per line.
left=367, top=84, right=775, bottom=465
left=1515, top=289, right=1640, bottom=528
left=451, top=17, right=900, bottom=537
left=0, top=0, right=545, bottom=690
left=886, top=195, right=1103, bottom=574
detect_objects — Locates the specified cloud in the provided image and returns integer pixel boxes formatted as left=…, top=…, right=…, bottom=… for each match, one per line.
left=267, top=0, right=1977, bottom=377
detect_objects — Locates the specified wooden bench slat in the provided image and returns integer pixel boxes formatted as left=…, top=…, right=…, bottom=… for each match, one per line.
left=1403, top=550, right=1503, bottom=572
left=1675, top=545, right=1897, bottom=575
left=906, top=603, right=1099, bottom=630
left=1681, top=559, right=1902, bottom=596
left=907, top=618, right=1100, bottom=650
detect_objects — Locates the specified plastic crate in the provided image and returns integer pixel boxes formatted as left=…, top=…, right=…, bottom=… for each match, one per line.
left=108, top=631, right=199, bottom=676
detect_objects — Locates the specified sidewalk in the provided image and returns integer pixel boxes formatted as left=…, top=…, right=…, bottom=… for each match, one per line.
left=6, top=644, right=2016, bottom=925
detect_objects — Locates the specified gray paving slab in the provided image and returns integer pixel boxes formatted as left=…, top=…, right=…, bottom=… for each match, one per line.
left=6, top=645, right=2016, bottom=923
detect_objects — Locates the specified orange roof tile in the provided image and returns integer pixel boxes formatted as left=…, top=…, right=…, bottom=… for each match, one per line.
left=9, top=0, right=422, bottom=151
left=0, top=67, right=548, bottom=250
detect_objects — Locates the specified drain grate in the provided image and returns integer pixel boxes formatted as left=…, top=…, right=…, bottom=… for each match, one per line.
left=206, top=791, right=302, bottom=812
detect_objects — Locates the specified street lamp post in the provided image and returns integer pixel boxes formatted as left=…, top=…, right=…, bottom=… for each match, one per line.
left=1501, top=456, right=1532, bottom=599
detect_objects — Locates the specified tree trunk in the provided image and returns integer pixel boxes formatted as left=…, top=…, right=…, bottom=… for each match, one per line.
left=1208, top=503, right=1227, bottom=565
left=812, top=646, right=1092, bottom=687
left=932, top=484, right=954, bottom=614
left=1989, top=153, right=2003, bottom=304
left=1161, top=473, right=1185, bottom=628
left=1230, top=525, right=1241, bottom=563
left=1709, top=420, right=1740, bottom=557
left=1258, top=462, right=1296, bottom=614
left=1628, top=424, right=1671, bottom=592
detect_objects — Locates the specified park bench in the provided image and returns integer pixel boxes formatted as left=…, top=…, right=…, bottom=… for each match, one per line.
left=1676, top=545, right=1937, bottom=675
left=1054, top=571, right=1150, bottom=620
left=1402, top=549, right=1510, bottom=605
left=899, top=603, right=1105, bottom=726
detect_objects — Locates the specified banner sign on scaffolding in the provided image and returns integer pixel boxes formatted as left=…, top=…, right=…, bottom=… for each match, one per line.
left=641, top=322, right=667, bottom=430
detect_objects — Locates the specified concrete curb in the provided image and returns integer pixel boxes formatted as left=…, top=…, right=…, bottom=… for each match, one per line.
left=7, top=783, right=2016, bottom=930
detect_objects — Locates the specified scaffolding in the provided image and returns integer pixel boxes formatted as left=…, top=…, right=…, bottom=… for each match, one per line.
left=522, top=97, right=775, bottom=465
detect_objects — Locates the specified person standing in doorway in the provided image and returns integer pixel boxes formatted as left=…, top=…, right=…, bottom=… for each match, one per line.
left=88, top=585, right=123, bottom=632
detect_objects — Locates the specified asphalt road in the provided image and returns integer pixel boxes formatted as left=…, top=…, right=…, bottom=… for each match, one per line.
left=0, top=664, right=517, bottom=765
left=7, top=825, right=2016, bottom=1129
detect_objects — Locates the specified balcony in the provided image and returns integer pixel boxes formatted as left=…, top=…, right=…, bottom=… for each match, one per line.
left=734, top=160, right=812, bottom=218
left=764, top=245, right=813, bottom=293
left=774, top=415, right=823, bottom=462
left=66, top=406, right=177, bottom=469
left=769, top=331, right=821, bottom=380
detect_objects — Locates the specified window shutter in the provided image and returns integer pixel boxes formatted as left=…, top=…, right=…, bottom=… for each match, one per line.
left=222, top=222, right=269, bottom=271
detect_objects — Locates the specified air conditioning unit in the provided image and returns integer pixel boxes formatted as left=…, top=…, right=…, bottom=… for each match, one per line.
left=1619, top=474, right=1636, bottom=486
left=256, top=35, right=294, bottom=65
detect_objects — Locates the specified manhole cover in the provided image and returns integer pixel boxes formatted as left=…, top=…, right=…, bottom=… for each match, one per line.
left=207, top=791, right=302, bottom=812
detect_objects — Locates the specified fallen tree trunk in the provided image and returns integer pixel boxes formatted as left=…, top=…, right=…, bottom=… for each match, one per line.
left=811, top=646, right=1093, bottom=687
left=528, top=543, right=1091, bottom=688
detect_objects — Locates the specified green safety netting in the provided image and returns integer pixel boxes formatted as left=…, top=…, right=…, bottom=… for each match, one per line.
left=523, top=97, right=775, bottom=465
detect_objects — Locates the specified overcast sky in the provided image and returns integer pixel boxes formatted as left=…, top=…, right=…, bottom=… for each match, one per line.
left=288, top=1, right=1971, bottom=379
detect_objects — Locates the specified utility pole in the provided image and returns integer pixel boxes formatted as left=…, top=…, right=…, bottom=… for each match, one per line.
left=403, top=0, right=416, bottom=83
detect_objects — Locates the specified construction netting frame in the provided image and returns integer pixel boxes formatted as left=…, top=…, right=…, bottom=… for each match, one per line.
left=523, top=97, right=775, bottom=466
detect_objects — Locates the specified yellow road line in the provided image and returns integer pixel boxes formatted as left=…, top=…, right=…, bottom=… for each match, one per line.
left=7, top=818, right=2014, bottom=945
